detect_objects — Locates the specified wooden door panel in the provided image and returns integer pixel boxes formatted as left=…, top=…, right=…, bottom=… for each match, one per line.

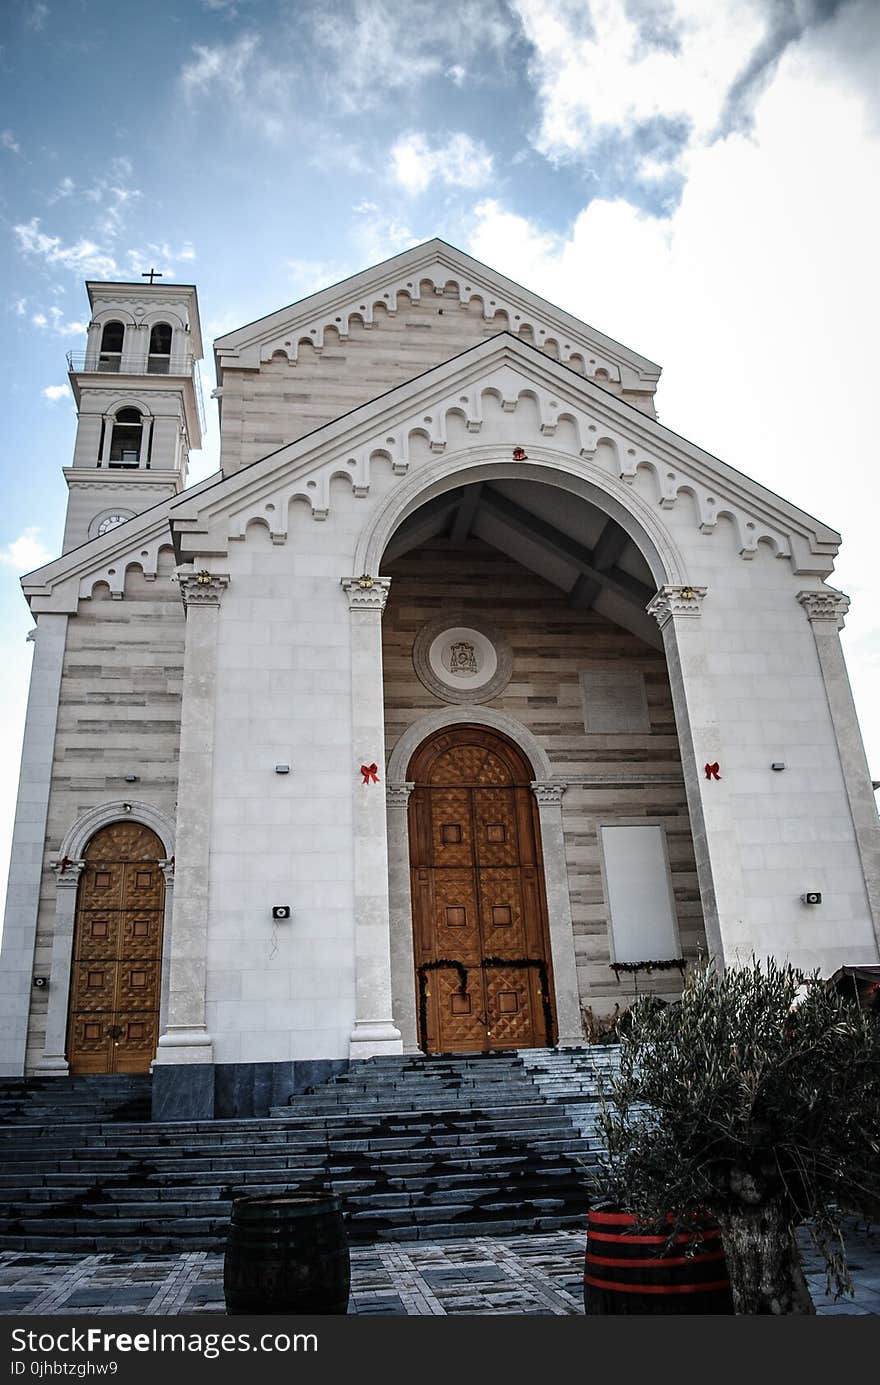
left=74, top=911, right=120, bottom=957
left=485, top=966, right=539, bottom=1048
left=473, top=789, right=520, bottom=867
left=120, top=913, right=163, bottom=960
left=430, top=870, right=482, bottom=960
left=67, top=1014, right=114, bottom=1074
left=78, top=863, right=125, bottom=910
left=70, top=960, right=118, bottom=1014
left=478, top=868, right=529, bottom=953
left=428, top=787, right=473, bottom=867
left=122, top=864, right=164, bottom=911
left=430, top=967, right=487, bottom=1052
left=430, top=744, right=511, bottom=786
left=409, top=726, right=555, bottom=1055
left=116, top=959, right=161, bottom=1011
left=67, top=822, right=164, bottom=1075
left=113, top=1012, right=160, bottom=1072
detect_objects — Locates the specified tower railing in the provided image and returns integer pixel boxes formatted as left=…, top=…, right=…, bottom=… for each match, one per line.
left=67, top=351, right=207, bottom=432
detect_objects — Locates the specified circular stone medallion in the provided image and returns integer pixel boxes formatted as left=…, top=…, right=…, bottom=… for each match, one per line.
left=413, top=615, right=512, bottom=704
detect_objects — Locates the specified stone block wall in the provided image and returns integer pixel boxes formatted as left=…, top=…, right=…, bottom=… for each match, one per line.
left=24, top=556, right=184, bottom=1069
left=382, top=538, right=708, bottom=1018
left=218, top=292, right=655, bottom=476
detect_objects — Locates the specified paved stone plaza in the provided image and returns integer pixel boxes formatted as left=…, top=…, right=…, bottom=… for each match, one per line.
left=0, top=1224, right=877, bottom=1317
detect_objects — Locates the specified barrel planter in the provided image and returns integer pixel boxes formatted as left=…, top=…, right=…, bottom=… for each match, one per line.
left=224, top=1194, right=350, bottom=1316
left=584, top=1207, right=734, bottom=1315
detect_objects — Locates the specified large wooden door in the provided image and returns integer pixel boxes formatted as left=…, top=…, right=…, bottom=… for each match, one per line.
left=408, top=727, right=555, bottom=1053
left=67, top=822, right=165, bottom=1075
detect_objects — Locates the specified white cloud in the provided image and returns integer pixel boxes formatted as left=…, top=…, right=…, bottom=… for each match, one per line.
left=24, top=1, right=48, bottom=32
left=25, top=303, right=88, bottom=337
left=351, top=202, right=419, bottom=266
left=390, top=132, right=494, bottom=195
left=48, top=175, right=75, bottom=203
left=201, top=0, right=254, bottom=11
left=181, top=32, right=260, bottom=100
left=180, top=33, right=288, bottom=139
left=42, top=384, right=70, bottom=403
left=467, top=6, right=880, bottom=768
left=308, top=0, right=512, bottom=113
left=511, top=0, right=749, bottom=159
left=508, top=0, right=861, bottom=172
left=121, top=241, right=196, bottom=280
left=0, top=528, right=53, bottom=572
left=1, top=130, right=21, bottom=156
left=285, top=257, right=353, bottom=295
left=14, top=219, right=118, bottom=277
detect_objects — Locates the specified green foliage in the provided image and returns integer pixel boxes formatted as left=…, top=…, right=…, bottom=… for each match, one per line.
left=595, top=958, right=880, bottom=1294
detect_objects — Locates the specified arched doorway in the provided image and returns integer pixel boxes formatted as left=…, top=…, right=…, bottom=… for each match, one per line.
left=408, top=725, right=555, bottom=1053
left=67, top=822, right=166, bottom=1074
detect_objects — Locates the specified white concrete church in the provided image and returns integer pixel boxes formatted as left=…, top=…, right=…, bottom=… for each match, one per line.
left=1, top=240, right=878, bottom=1119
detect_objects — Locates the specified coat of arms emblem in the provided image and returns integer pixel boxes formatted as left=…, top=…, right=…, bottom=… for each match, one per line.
left=448, top=640, right=478, bottom=675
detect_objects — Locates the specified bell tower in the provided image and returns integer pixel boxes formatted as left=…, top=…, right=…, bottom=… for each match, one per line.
left=62, top=277, right=204, bottom=551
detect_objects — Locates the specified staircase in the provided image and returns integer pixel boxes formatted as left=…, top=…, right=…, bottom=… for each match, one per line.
left=0, top=1049, right=617, bottom=1254
left=0, top=1075, right=152, bottom=1127
left=520, top=1046, right=621, bottom=1142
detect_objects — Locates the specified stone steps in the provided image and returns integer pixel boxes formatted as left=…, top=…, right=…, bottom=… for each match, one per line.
left=0, top=1075, right=152, bottom=1127
left=0, top=1048, right=617, bottom=1249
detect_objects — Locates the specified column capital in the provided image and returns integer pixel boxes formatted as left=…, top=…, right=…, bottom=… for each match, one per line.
left=176, top=569, right=230, bottom=609
left=341, top=574, right=391, bottom=612
left=51, top=859, right=86, bottom=888
left=158, top=857, right=175, bottom=886
left=531, top=780, right=567, bottom=806
left=797, top=588, right=849, bottom=628
left=647, top=584, right=708, bottom=628
left=386, top=781, right=415, bottom=809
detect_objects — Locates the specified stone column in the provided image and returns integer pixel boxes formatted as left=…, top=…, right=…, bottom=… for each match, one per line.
left=798, top=590, right=880, bottom=955
left=99, top=417, right=113, bottom=467
left=386, top=781, right=420, bottom=1053
left=341, top=576, right=403, bottom=1059
left=36, top=860, right=86, bottom=1075
left=0, top=613, right=68, bottom=1077
left=530, top=782, right=584, bottom=1046
left=647, top=585, right=748, bottom=968
left=157, top=857, right=176, bottom=1037
left=154, top=571, right=228, bottom=1090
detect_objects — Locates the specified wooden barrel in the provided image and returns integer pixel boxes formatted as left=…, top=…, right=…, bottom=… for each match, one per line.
left=224, top=1194, right=350, bottom=1315
left=584, top=1208, right=734, bottom=1315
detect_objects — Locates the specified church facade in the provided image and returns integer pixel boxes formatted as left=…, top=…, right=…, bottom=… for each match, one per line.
left=1, top=240, right=878, bottom=1117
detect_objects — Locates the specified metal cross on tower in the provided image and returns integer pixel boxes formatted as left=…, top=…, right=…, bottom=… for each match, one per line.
left=141, top=268, right=163, bottom=285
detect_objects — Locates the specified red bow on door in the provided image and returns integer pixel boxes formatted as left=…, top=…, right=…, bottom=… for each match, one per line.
left=360, top=763, right=380, bottom=784
left=704, top=762, right=721, bottom=780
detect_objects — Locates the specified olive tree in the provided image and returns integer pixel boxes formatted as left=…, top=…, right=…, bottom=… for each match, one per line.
left=594, top=958, right=880, bottom=1314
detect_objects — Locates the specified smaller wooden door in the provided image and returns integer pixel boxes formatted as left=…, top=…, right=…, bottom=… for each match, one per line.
left=67, top=822, right=165, bottom=1075
left=409, top=727, right=555, bottom=1053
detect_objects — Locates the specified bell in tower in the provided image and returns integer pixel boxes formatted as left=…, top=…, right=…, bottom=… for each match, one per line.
left=62, top=276, right=204, bottom=552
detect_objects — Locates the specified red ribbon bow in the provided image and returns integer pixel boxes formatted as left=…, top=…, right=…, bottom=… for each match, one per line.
left=360, top=763, right=379, bottom=784
left=704, top=762, right=721, bottom=780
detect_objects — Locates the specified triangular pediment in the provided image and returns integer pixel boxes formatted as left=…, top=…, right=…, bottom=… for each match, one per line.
left=213, top=238, right=660, bottom=395
left=21, top=473, right=220, bottom=612
left=171, top=334, right=839, bottom=579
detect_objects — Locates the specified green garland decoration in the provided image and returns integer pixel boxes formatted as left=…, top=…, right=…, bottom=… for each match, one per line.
left=610, top=958, right=686, bottom=977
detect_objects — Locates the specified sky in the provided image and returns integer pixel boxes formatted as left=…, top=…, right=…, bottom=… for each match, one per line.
left=0, top=0, right=879, bottom=902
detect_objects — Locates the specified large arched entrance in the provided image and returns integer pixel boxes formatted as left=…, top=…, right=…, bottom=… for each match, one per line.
left=408, top=724, right=555, bottom=1053
left=67, top=822, right=166, bottom=1074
